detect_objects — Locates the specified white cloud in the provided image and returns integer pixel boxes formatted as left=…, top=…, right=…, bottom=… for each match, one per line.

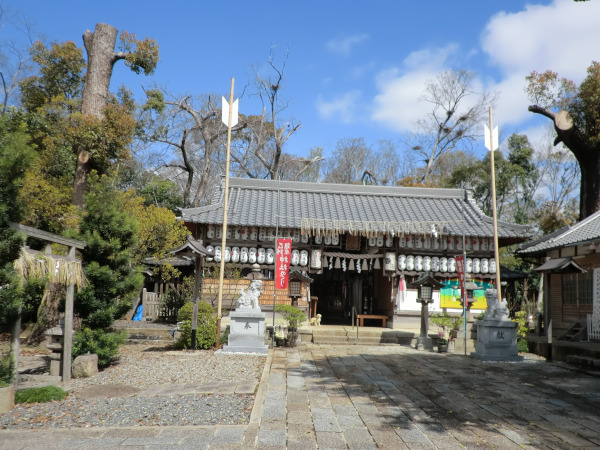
left=316, top=90, right=362, bottom=124
left=370, top=45, right=459, bottom=132
left=482, top=0, right=600, bottom=81
left=326, top=33, right=369, bottom=56
left=370, top=0, right=600, bottom=136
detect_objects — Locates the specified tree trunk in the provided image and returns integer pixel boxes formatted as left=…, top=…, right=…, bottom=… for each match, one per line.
left=578, top=152, right=600, bottom=220
left=529, top=105, right=600, bottom=220
left=73, top=23, right=119, bottom=208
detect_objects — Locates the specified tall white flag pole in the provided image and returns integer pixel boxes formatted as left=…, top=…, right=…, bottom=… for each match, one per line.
left=216, top=78, right=236, bottom=348
left=486, top=107, right=502, bottom=302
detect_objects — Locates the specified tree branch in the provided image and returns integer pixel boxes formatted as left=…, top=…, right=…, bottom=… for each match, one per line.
left=528, top=105, right=556, bottom=121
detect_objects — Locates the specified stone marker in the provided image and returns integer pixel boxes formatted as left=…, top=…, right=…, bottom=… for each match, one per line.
left=223, top=280, right=269, bottom=354
left=472, top=289, right=523, bottom=362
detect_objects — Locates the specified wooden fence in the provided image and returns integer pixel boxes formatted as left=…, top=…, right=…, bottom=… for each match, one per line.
left=141, top=288, right=178, bottom=321
left=140, top=278, right=308, bottom=320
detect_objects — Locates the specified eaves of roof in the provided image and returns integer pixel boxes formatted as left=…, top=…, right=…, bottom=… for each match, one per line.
left=518, top=209, right=600, bottom=255
left=181, top=177, right=531, bottom=242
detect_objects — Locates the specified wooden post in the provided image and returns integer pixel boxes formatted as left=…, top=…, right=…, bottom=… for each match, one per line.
left=488, top=108, right=502, bottom=301
left=62, top=245, right=76, bottom=383
left=216, top=77, right=235, bottom=348
left=191, top=256, right=201, bottom=349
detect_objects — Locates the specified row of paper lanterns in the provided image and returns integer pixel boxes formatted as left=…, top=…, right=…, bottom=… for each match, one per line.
left=206, top=246, right=313, bottom=266
left=206, top=225, right=492, bottom=252
left=370, top=235, right=493, bottom=252
left=384, top=253, right=497, bottom=274
left=206, top=246, right=496, bottom=275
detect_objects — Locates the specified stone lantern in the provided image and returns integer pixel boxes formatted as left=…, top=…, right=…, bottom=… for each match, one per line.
left=408, top=272, right=444, bottom=350
left=460, top=278, right=479, bottom=311
left=288, top=268, right=313, bottom=307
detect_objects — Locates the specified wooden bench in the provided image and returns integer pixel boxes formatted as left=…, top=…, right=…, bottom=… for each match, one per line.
left=357, top=314, right=388, bottom=327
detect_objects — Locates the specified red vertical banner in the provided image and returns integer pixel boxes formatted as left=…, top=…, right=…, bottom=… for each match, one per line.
left=276, top=238, right=292, bottom=290
left=455, top=255, right=465, bottom=299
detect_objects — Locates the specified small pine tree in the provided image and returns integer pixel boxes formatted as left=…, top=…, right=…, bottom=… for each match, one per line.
left=75, top=173, right=143, bottom=329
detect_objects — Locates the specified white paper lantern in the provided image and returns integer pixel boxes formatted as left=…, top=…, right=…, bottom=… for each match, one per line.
left=248, top=248, right=257, bottom=263
left=231, top=247, right=240, bottom=263
left=240, top=247, right=248, bottom=264
left=300, top=250, right=309, bottom=266
left=266, top=248, right=275, bottom=265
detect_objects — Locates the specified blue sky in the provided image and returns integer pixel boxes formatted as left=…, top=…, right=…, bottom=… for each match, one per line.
left=4, top=0, right=600, bottom=161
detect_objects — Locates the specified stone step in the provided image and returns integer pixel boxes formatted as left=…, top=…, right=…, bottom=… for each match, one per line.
left=312, top=336, right=351, bottom=344
left=123, top=328, right=173, bottom=338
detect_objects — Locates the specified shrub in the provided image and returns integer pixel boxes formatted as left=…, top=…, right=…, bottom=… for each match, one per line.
left=518, top=338, right=529, bottom=353
left=72, top=327, right=126, bottom=368
left=275, top=304, right=306, bottom=329
left=15, top=385, right=67, bottom=404
left=174, top=301, right=217, bottom=349
left=0, top=353, right=14, bottom=386
left=514, top=311, right=529, bottom=339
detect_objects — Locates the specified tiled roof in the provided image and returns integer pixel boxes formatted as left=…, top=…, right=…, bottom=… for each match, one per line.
left=519, top=209, right=600, bottom=255
left=181, top=178, right=530, bottom=242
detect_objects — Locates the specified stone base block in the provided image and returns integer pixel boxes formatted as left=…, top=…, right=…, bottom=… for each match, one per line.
left=224, top=308, right=268, bottom=354
left=471, top=319, right=523, bottom=362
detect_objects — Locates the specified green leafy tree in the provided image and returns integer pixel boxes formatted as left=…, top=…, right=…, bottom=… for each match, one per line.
left=444, top=134, right=540, bottom=225
left=0, top=113, right=36, bottom=333
left=75, top=173, right=143, bottom=329
left=0, top=112, right=37, bottom=384
left=527, top=62, right=600, bottom=219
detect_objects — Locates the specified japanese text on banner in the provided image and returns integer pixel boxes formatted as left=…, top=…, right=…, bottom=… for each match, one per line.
left=276, top=238, right=292, bottom=289
left=456, top=255, right=465, bottom=299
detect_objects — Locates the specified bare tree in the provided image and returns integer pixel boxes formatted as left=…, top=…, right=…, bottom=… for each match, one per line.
left=408, top=70, right=495, bottom=184
left=532, top=127, right=580, bottom=230
left=141, top=91, right=241, bottom=207
left=229, top=49, right=324, bottom=181
left=322, top=138, right=372, bottom=184
left=322, top=138, right=405, bottom=186
left=0, top=5, right=36, bottom=113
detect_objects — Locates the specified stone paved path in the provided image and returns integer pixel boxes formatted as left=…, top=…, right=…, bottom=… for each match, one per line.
left=2, top=344, right=600, bottom=448
left=254, top=344, right=600, bottom=449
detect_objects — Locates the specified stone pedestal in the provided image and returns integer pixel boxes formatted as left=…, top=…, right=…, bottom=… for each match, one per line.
left=222, top=309, right=268, bottom=354
left=471, top=289, right=523, bottom=362
left=46, top=324, right=66, bottom=376
left=471, top=319, right=522, bottom=361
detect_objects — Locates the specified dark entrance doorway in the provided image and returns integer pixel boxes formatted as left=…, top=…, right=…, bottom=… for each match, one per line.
left=311, top=268, right=375, bottom=325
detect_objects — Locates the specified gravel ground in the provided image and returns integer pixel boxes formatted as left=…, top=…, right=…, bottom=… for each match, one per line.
left=0, top=341, right=266, bottom=430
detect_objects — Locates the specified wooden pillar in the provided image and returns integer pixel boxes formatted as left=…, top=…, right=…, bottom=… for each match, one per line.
left=62, top=245, right=77, bottom=383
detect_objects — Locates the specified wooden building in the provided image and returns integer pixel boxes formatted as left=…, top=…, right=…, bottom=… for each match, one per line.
left=180, top=177, right=530, bottom=327
left=519, top=210, right=600, bottom=341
